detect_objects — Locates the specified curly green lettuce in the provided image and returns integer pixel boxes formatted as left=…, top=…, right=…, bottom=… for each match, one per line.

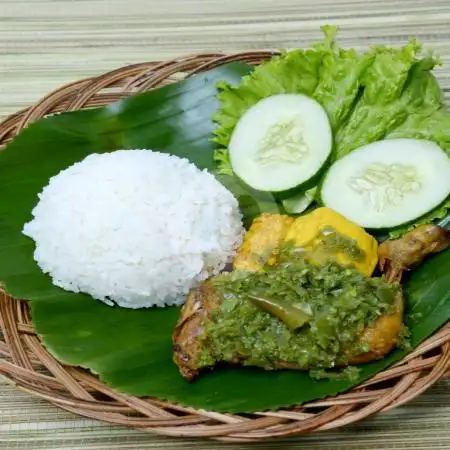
left=212, top=26, right=450, bottom=237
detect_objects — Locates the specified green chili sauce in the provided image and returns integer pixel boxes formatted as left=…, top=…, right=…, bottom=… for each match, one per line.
left=198, top=250, right=400, bottom=379
left=319, top=226, right=366, bottom=262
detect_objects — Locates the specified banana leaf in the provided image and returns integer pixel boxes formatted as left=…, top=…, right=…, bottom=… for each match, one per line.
left=29, top=249, right=450, bottom=412
left=0, top=62, right=448, bottom=412
left=0, top=62, right=279, bottom=301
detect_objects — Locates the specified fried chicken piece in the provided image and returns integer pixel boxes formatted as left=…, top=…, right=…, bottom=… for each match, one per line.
left=347, top=293, right=404, bottom=364
left=284, top=207, right=379, bottom=277
left=173, top=212, right=405, bottom=381
left=172, top=281, right=221, bottom=381
left=173, top=281, right=404, bottom=381
left=233, top=213, right=294, bottom=272
left=378, top=224, right=450, bottom=282
left=233, top=208, right=379, bottom=276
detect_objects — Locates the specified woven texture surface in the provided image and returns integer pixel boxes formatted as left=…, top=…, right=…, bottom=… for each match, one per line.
left=1, top=0, right=450, bottom=448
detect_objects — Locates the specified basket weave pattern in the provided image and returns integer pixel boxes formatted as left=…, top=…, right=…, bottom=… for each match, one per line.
left=0, top=53, right=449, bottom=442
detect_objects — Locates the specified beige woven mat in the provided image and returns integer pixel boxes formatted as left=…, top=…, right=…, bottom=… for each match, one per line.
left=1, top=0, right=450, bottom=448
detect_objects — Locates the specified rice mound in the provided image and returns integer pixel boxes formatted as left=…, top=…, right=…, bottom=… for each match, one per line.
left=23, top=150, right=244, bottom=309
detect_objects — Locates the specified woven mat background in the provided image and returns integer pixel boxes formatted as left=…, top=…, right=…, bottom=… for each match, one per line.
left=1, top=1, right=450, bottom=449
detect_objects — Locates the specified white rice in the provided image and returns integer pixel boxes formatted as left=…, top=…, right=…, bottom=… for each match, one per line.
left=22, top=150, right=244, bottom=309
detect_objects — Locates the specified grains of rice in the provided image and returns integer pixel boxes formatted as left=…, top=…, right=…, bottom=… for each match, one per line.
left=22, top=150, right=244, bottom=309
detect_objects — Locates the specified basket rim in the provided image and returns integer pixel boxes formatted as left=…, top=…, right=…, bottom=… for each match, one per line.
left=0, top=52, right=449, bottom=442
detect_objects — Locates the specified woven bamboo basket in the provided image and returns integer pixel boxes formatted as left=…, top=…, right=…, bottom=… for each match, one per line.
left=0, top=52, right=449, bottom=442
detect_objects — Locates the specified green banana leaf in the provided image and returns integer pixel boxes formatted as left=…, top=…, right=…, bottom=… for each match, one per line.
left=30, top=248, right=450, bottom=412
left=0, top=62, right=448, bottom=413
left=0, top=62, right=279, bottom=301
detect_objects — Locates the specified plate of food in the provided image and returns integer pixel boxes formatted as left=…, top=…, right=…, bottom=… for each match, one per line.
left=0, top=26, right=449, bottom=441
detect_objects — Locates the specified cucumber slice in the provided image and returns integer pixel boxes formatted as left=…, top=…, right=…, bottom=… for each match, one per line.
left=228, top=94, right=332, bottom=192
left=321, top=139, right=450, bottom=229
left=282, top=187, right=318, bottom=214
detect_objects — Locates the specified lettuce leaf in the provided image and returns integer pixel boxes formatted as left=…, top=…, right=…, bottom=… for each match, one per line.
left=335, top=47, right=442, bottom=159
left=311, top=26, right=376, bottom=132
left=212, top=27, right=449, bottom=237
left=387, top=107, right=450, bottom=155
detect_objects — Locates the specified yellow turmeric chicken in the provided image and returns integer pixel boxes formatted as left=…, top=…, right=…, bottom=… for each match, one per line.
left=234, top=207, right=379, bottom=276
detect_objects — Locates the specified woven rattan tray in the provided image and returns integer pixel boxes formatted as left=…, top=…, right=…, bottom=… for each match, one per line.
left=0, top=53, right=449, bottom=442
